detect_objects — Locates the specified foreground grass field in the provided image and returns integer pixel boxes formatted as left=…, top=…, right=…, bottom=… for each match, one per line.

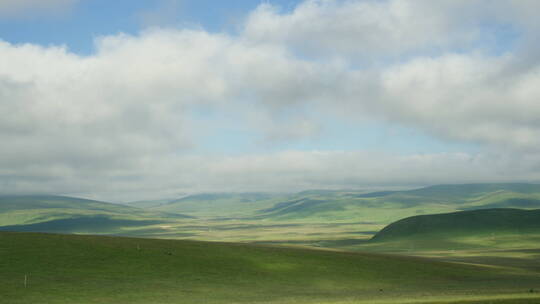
left=1, top=232, right=540, bottom=304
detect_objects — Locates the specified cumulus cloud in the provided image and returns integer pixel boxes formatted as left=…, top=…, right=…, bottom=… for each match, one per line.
left=2, top=0, right=540, bottom=199
left=244, top=0, right=487, bottom=59
left=0, top=28, right=337, bottom=199
left=241, top=0, right=540, bottom=151
left=370, top=52, right=540, bottom=150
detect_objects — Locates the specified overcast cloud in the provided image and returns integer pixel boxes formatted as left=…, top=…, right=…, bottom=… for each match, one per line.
left=1, top=0, right=540, bottom=201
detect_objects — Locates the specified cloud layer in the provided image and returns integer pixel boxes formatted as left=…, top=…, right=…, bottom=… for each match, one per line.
left=1, top=0, right=540, bottom=200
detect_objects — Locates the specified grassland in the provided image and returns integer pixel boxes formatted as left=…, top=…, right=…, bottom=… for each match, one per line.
left=3, top=184, right=540, bottom=247
left=3, top=186, right=540, bottom=303
left=2, top=232, right=540, bottom=304
left=340, top=209, right=540, bottom=285
left=371, top=209, right=540, bottom=242
left=0, top=195, right=191, bottom=236
left=149, top=192, right=286, bottom=218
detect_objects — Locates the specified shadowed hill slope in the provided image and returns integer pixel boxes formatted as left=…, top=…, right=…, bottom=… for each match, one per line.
left=0, top=195, right=192, bottom=235
left=371, top=208, right=540, bottom=242
left=0, top=195, right=190, bottom=217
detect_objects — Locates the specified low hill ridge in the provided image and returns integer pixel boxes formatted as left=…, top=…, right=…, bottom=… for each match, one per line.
left=0, top=195, right=192, bottom=235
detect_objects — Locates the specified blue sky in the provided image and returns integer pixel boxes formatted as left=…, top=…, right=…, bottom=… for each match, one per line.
left=0, top=0, right=302, bottom=54
left=1, top=0, right=539, bottom=200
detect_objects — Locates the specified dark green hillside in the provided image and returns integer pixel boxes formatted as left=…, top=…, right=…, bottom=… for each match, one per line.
left=1, top=232, right=539, bottom=304
left=372, top=208, right=540, bottom=242
left=351, top=208, right=540, bottom=276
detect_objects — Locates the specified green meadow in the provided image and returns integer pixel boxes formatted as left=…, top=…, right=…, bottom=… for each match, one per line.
left=4, top=184, right=540, bottom=245
left=2, top=184, right=540, bottom=303
left=1, top=232, right=540, bottom=304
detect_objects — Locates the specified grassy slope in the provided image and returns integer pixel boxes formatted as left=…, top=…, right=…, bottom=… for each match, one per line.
left=151, top=192, right=285, bottom=217
left=371, top=208, right=540, bottom=242
left=1, top=232, right=540, bottom=304
left=253, top=184, right=540, bottom=223
left=3, top=184, right=540, bottom=244
left=0, top=196, right=192, bottom=235
left=111, top=184, right=540, bottom=227
left=124, top=198, right=178, bottom=209
left=343, top=209, right=540, bottom=277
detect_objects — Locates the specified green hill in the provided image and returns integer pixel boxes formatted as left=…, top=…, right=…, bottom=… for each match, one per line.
left=1, top=232, right=539, bottom=304
left=393, top=183, right=540, bottom=200
left=254, top=183, right=540, bottom=223
left=371, top=208, right=540, bottom=242
left=347, top=208, right=540, bottom=275
left=0, top=195, right=192, bottom=236
left=124, top=198, right=178, bottom=209
left=4, top=184, right=540, bottom=244
left=151, top=192, right=283, bottom=217
left=117, top=184, right=540, bottom=225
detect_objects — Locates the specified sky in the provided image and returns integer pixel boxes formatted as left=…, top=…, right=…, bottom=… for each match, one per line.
left=1, top=0, right=540, bottom=202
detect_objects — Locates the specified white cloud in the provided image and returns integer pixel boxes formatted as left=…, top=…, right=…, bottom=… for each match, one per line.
left=2, top=1, right=540, bottom=199
left=372, top=52, right=540, bottom=150
left=241, top=0, right=540, bottom=151
left=244, top=0, right=486, bottom=59
left=0, top=28, right=336, bottom=199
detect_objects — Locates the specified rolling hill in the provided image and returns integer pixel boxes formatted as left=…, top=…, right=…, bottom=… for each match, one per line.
left=115, top=184, right=540, bottom=224
left=150, top=192, right=284, bottom=217
left=124, top=198, right=179, bottom=209
left=376, top=183, right=540, bottom=200
left=371, top=208, right=540, bottom=242
left=346, top=208, right=540, bottom=273
left=1, top=231, right=539, bottom=304
left=0, top=195, right=192, bottom=236
left=252, top=183, right=540, bottom=223
left=3, top=183, right=540, bottom=244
